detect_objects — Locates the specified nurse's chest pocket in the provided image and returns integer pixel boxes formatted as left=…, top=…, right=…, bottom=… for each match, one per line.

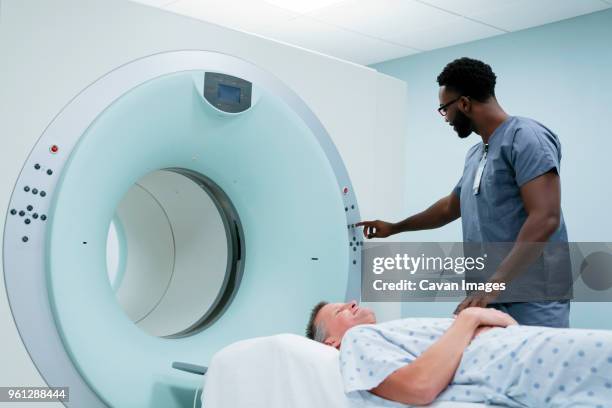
left=481, top=168, right=517, bottom=201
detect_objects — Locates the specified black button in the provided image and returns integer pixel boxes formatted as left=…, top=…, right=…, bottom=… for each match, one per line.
left=33, top=213, right=39, bottom=219
left=10, top=209, right=17, bottom=215
left=32, top=189, right=38, bottom=195
left=27, top=205, right=33, bottom=211
left=40, top=191, right=46, bottom=197
left=22, top=236, right=29, bottom=243
left=34, top=164, right=41, bottom=170
left=19, top=211, right=25, bottom=217
left=349, top=242, right=353, bottom=247
left=345, top=207, right=348, bottom=212
left=41, top=215, right=47, bottom=221
left=353, top=237, right=356, bottom=241
left=24, top=186, right=30, bottom=192
left=47, top=169, right=53, bottom=175
left=351, top=205, right=355, bottom=209
left=25, top=219, right=31, bottom=225
left=353, top=260, right=357, bottom=264
left=353, top=247, right=357, bottom=252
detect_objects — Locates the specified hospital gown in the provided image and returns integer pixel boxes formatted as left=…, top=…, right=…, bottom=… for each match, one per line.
left=339, top=318, right=612, bottom=407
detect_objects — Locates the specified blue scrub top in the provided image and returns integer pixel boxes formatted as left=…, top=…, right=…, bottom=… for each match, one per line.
left=454, top=116, right=568, bottom=243
left=453, top=116, right=571, bottom=302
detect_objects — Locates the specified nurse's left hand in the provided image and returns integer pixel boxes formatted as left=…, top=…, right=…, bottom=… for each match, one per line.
left=453, top=290, right=500, bottom=315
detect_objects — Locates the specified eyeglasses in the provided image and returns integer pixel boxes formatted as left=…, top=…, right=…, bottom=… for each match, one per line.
left=437, top=96, right=462, bottom=116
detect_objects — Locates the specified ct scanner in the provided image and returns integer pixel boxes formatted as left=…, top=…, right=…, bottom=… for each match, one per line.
left=1, top=0, right=407, bottom=407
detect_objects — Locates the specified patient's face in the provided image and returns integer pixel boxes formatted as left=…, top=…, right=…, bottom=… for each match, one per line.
left=316, top=301, right=376, bottom=348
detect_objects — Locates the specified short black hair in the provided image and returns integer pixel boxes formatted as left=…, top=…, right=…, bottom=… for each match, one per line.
left=305, top=301, right=328, bottom=341
left=437, top=57, right=497, bottom=101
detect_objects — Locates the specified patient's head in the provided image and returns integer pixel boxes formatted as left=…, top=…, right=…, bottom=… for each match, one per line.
left=305, top=300, right=376, bottom=349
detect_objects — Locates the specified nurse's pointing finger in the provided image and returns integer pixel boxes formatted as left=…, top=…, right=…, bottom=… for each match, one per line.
left=356, top=221, right=372, bottom=238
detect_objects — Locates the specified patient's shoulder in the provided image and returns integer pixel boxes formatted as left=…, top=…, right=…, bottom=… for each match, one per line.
left=345, top=323, right=379, bottom=337
left=343, top=318, right=418, bottom=340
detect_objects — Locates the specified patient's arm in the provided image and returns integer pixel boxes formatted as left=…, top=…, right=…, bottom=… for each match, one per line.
left=370, top=308, right=516, bottom=406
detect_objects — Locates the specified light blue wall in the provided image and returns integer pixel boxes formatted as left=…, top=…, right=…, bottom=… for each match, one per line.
left=371, top=9, right=612, bottom=328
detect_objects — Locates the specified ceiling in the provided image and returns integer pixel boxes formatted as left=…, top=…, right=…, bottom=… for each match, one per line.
left=131, top=0, right=612, bottom=65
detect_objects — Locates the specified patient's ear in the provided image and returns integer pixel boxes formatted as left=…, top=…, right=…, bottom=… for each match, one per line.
left=324, top=337, right=341, bottom=349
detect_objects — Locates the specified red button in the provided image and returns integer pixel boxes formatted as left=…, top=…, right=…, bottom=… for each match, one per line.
left=50, top=145, right=59, bottom=153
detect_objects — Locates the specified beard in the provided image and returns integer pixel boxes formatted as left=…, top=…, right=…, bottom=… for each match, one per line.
left=452, top=110, right=474, bottom=139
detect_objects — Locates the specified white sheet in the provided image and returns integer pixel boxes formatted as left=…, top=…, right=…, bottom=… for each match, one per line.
left=201, top=333, right=491, bottom=408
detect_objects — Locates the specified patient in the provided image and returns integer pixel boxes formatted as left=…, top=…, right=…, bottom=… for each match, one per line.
left=306, top=301, right=612, bottom=407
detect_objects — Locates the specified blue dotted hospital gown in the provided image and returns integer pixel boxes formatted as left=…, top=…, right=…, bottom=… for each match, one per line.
left=339, top=318, right=612, bottom=407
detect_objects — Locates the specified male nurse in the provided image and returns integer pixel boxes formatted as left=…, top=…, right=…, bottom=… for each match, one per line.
left=358, top=57, right=569, bottom=328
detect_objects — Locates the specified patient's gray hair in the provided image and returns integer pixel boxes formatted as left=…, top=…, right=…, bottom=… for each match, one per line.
left=305, top=301, right=328, bottom=343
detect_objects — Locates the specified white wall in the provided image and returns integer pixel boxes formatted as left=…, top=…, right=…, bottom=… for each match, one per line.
left=0, top=0, right=407, bottom=401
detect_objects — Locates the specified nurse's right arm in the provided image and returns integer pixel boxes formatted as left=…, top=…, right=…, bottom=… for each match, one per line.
left=357, top=192, right=460, bottom=239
